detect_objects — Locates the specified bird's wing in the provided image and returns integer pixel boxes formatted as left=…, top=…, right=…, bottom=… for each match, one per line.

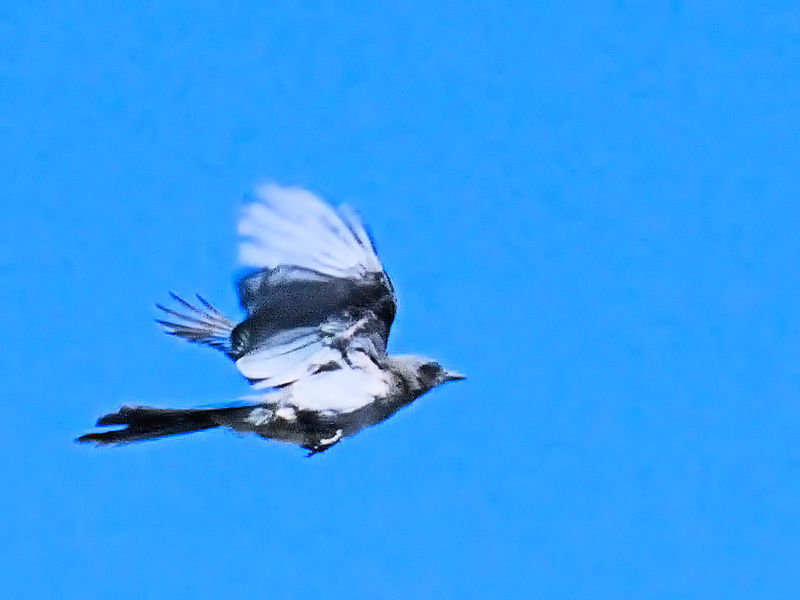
left=278, top=363, right=392, bottom=413
left=231, top=184, right=396, bottom=388
left=155, top=293, right=236, bottom=356
left=235, top=312, right=389, bottom=390
left=238, top=183, right=381, bottom=278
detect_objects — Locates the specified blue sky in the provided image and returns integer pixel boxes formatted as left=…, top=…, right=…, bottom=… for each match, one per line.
left=2, top=2, right=799, bottom=598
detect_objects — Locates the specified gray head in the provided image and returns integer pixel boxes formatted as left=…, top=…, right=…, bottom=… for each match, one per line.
left=387, top=354, right=466, bottom=396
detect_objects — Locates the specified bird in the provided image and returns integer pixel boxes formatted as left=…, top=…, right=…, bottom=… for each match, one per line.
left=77, top=183, right=464, bottom=455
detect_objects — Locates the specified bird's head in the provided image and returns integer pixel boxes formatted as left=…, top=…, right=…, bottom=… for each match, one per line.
left=389, top=355, right=466, bottom=395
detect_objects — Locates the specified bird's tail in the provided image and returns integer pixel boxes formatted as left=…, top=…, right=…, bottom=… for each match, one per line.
left=76, top=404, right=252, bottom=445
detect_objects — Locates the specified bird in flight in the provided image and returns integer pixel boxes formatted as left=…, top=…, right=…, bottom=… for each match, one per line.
left=78, top=184, right=464, bottom=455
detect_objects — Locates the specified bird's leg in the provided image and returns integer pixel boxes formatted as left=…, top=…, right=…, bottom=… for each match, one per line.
left=305, top=429, right=343, bottom=457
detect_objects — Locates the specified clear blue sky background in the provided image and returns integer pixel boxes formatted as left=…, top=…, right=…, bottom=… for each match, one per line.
left=1, top=2, right=799, bottom=598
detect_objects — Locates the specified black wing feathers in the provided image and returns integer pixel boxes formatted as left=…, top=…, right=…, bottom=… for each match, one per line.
left=155, top=292, right=236, bottom=355
left=231, top=267, right=396, bottom=360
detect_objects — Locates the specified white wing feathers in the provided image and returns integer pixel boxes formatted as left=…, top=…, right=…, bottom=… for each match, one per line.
left=285, top=367, right=391, bottom=413
left=242, top=366, right=391, bottom=413
left=238, top=183, right=382, bottom=278
left=235, top=327, right=341, bottom=389
left=234, top=313, right=388, bottom=390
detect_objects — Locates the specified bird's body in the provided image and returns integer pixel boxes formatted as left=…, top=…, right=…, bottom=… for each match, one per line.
left=78, top=184, right=463, bottom=454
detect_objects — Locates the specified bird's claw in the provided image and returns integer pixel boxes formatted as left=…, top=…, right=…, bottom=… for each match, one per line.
left=305, top=429, right=343, bottom=457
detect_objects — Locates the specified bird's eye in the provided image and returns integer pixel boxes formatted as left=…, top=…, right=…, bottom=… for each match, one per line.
left=420, top=362, right=440, bottom=378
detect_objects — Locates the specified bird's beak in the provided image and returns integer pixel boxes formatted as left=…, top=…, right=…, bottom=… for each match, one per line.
left=443, top=370, right=466, bottom=382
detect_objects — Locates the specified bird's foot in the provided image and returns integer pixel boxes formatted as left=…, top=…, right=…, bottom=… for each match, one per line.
left=305, top=429, right=343, bottom=457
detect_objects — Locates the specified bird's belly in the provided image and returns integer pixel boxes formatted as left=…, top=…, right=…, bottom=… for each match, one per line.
left=235, top=397, right=408, bottom=448
left=335, top=397, right=413, bottom=437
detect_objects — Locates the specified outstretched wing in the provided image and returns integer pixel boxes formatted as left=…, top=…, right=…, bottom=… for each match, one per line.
left=238, top=183, right=382, bottom=278
left=231, top=184, right=396, bottom=388
left=156, top=293, right=236, bottom=356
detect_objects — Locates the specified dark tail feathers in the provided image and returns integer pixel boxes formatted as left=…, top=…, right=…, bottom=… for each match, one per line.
left=76, top=405, right=249, bottom=445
